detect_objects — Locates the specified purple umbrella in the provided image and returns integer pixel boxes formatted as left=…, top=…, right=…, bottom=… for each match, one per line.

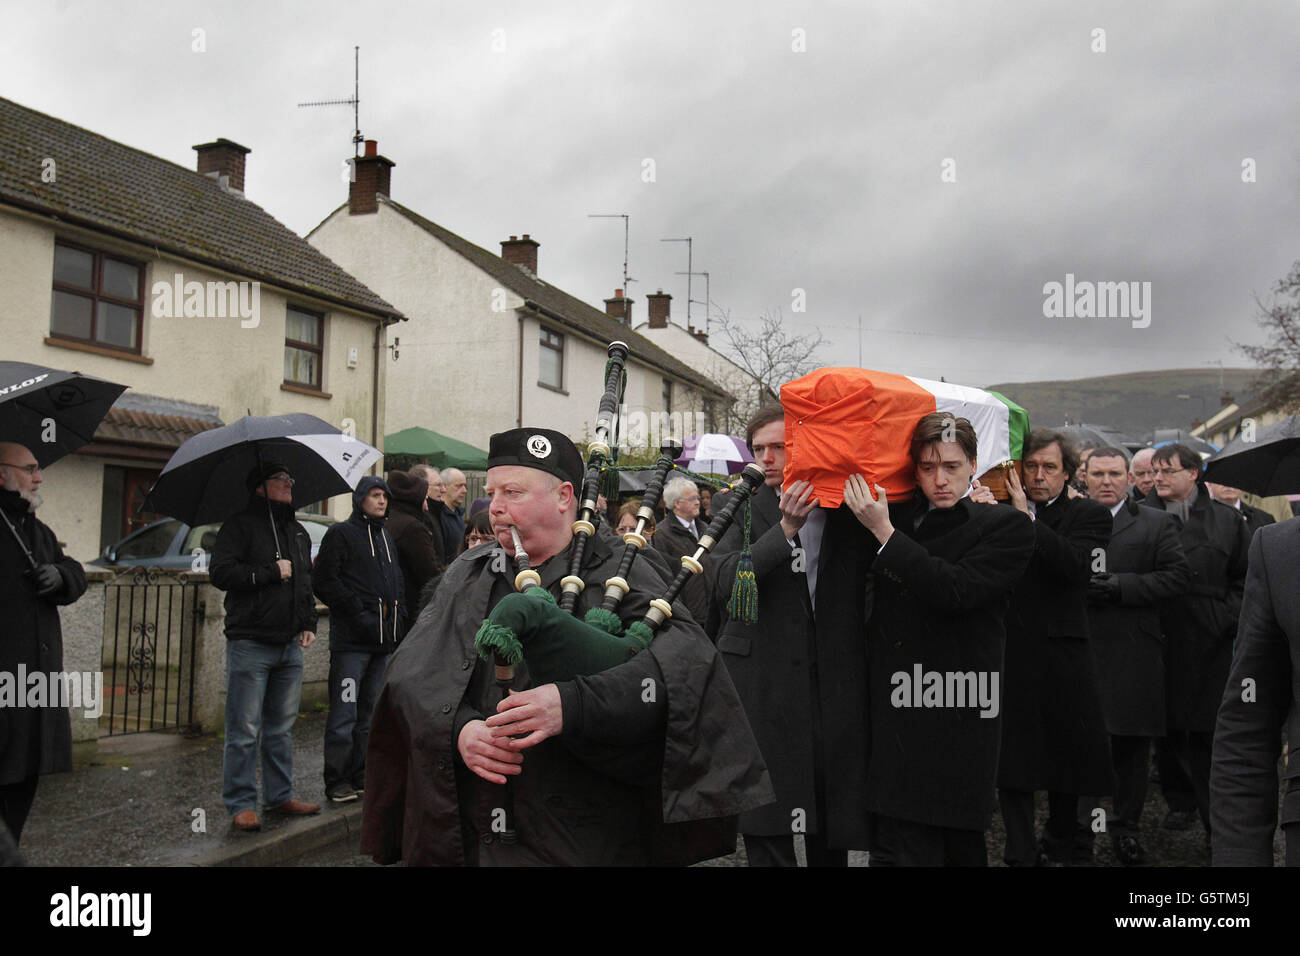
left=675, top=433, right=754, bottom=476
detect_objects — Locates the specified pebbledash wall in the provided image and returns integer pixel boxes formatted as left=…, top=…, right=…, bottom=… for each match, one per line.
left=0, top=209, right=389, bottom=563
left=308, top=200, right=713, bottom=451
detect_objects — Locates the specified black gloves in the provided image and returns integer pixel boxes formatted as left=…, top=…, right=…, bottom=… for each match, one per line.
left=29, top=563, right=63, bottom=597
left=1087, top=572, right=1120, bottom=605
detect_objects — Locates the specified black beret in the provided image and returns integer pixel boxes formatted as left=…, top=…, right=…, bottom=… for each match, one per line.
left=487, top=427, right=583, bottom=490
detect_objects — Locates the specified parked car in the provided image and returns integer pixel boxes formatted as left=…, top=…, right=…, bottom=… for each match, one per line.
left=92, top=513, right=336, bottom=571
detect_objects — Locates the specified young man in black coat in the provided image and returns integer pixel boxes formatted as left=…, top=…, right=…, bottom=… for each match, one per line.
left=993, top=430, right=1114, bottom=866
left=1081, top=447, right=1191, bottom=865
left=384, top=470, right=442, bottom=622
left=711, top=405, right=875, bottom=866
left=0, top=442, right=87, bottom=847
left=843, top=414, right=1034, bottom=866
left=209, top=462, right=320, bottom=831
left=312, top=475, right=404, bottom=803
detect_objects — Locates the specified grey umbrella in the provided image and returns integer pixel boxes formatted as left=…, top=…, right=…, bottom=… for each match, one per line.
left=1202, top=415, right=1300, bottom=497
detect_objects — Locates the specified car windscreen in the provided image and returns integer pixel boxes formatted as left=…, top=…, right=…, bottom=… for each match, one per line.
left=182, top=523, right=221, bottom=555
left=117, top=520, right=183, bottom=559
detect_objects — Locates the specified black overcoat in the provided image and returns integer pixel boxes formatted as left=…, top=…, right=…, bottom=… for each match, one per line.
left=0, top=488, right=87, bottom=785
left=1211, top=519, right=1300, bottom=865
left=998, top=493, right=1115, bottom=794
left=865, top=497, right=1034, bottom=831
left=360, top=532, right=773, bottom=866
left=711, top=485, right=875, bottom=847
left=1141, top=487, right=1251, bottom=733
left=651, top=516, right=716, bottom=636
left=1087, top=500, right=1190, bottom=738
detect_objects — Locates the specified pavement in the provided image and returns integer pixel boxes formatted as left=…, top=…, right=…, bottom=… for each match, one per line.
left=18, top=711, right=367, bottom=867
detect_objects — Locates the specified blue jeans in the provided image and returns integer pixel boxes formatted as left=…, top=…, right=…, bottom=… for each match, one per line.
left=323, top=651, right=389, bottom=792
left=223, top=639, right=304, bottom=815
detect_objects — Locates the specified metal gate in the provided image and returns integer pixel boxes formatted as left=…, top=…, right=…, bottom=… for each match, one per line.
left=101, top=568, right=201, bottom=735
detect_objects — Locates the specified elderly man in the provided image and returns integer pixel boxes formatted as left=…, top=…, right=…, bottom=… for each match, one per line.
left=1081, top=447, right=1190, bottom=865
left=440, top=467, right=469, bottom=554
left=1143, top=443, right=1250, bottom=847
left=847, top=414, right=1034, bottom=866
left=361, top=427, right=771, bottom=865
left=209, top=462, right=321, bottom=831
left=0, top=442, right=86, bottom=847
left=409, top=464, right=449, bottom=566
left=1206, top=482, right=1276, bottom=536
left=651, top=475, right=713, bottom=631
left=711, top=405, right=875, bottom=866
left=1129, top=448, right=1156, bottom=502
left=995, top=430, right=1114, bottom=866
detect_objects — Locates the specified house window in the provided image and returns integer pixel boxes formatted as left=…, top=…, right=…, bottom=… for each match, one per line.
left=49, top=241, right=144, bottom=352
left=284, top=306, right=324, bottom=389
left=662, top=378, right=672, bottom=414
left=539, top=327, right=564, bottom=389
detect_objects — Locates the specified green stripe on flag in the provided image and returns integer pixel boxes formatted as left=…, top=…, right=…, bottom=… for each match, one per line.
left=988, top=391, right=1029, bottom=459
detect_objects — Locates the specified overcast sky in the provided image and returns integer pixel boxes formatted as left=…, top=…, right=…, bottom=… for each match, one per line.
left=6, top=0, right=1298, bottom=387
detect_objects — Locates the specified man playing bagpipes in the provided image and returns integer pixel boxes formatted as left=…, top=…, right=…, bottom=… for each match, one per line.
left=360, top=427, right=773, bottom=866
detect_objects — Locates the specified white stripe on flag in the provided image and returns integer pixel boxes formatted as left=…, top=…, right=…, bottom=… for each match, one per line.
left=907, top=376, right=1012, bottom=465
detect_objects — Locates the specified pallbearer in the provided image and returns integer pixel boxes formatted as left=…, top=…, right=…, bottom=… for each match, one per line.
left=360, top=426, right=773, bottom=866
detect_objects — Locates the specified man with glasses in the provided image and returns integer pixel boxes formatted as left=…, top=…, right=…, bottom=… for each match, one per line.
left=653, top=476, right=714, bottom=633
left=209, top=461, right=321, bottom=831
left=1142, top=443, right=1250, bottom=851
left=0, top=443, right=87, bottom=849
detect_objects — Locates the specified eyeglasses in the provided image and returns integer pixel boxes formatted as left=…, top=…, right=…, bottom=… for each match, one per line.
left=0, top=462, right=41, bottom=475
left=266, top=473, right=295, bottom=485
left=1152, top=467, right=1194, bottom=477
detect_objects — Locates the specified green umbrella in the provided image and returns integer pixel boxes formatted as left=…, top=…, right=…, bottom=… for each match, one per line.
left=384, top=426, right=489, bottom=470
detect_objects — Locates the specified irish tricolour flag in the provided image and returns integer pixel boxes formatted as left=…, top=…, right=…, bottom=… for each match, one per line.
left=781, top=367, right=1029, bottom=507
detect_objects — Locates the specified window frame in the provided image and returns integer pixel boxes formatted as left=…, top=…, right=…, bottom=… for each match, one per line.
left=284, top=305, right=325, bottom=390
left=538, top=326, right=565, bottom=392
left=49, top=240, right=146, bottom=354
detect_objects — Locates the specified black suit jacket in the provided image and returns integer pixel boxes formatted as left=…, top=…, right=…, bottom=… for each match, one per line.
left=710, top=485, right=874, bottom=845
left=865, top=497, right=1034, bottom=831
left=1212, top=518, right=1300, bottom=865
left=651, top=514, right=713, bottom=634
left=998, top=493, right=1115, bottom=794
left=1087, top=500, right=1191, bottom=737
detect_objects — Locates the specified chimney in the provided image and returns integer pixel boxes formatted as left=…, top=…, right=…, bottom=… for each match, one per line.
left=193, top=139, right=250, bottom=193
left=501, top=234, right=540, bottom=275
left=604, top=289, right=633, bottom=325
left=647, top=289, right=672, bottom=329
left=690, top=325, right=709, bottom=346
left=349, top=139, right=395, bottom=215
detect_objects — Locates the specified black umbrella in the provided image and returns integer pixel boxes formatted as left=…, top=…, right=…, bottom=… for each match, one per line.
left=0, top=361, right=127, bottom=467
left=144, top=413, right=382, bottom=525
left=1050, top=423, right=1137, bottom=454
left=1202, top=415, right=1300, bottom=497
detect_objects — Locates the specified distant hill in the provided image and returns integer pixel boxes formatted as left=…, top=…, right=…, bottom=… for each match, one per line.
left=985, top=368, right=1260, bottom=441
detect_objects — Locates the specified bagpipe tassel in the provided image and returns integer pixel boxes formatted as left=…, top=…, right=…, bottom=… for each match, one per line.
left=584, top=605, right=625, bottom=636
left=727, top=501, right=759, bottom=624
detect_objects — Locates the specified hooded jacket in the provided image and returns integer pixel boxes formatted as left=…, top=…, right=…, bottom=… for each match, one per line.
left=313, top=476, right=406, bottom=653
left=210, top=495, right=317, bottom=643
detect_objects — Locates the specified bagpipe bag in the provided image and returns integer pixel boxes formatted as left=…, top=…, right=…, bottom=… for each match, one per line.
left=781, top=367, right=1029, bottom=506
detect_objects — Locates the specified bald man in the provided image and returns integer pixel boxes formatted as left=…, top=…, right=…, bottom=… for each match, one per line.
left=0, top=442, right=87, bottom=846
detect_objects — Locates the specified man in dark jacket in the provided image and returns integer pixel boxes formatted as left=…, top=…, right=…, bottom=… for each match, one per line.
left=1207, top=481, right=1277, bottom=536
left=384, top=470, right=442, bottom=620
left=410, top=464, right=449, bottom=562
left=995, top=430, right=1114, bottom=866
left=1081, top=447, right=1191, bottom=865
left=1144, top=443, right=1250, bottom=846
left=0, top=443, right=87, bottom=846
left=710, top=405, right=875, bottom=866
left=209, top=461, right=320, bottom=831
left=312, top=476, right=404, bottom=804
left=846, top=414, right=1034, bottom=866
left=361, top=427, right=772, bottom=866
left=651, top=475, right=713, bottom=633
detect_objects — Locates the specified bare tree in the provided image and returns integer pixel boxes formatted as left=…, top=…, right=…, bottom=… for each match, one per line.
left=1239, top=260, right=1300, bottom=412
left=713, top=308, right=825, bottom=430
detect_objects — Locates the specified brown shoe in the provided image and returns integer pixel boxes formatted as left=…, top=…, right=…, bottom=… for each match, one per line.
left=268, top=798, right=321, bottom=816
left=233, top=810, right=261, bottom=831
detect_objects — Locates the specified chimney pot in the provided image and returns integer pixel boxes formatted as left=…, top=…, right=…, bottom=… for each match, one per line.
left=364, top=139, right=378, bottom=157
left=193, top=138, right=251, bottom=194
left=501, top=234, right=540, bottom=275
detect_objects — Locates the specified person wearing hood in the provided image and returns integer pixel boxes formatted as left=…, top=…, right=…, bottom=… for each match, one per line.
left=312, top=475, right=405, bottom=804
left=209, top=461, right=320, bottom=831
left=385, top=470, right=443, bottom=621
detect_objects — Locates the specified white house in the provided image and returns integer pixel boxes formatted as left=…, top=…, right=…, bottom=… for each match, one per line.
left=0, top=97, right=403, bottom=561
left=307, top=142, right=731, bottom=459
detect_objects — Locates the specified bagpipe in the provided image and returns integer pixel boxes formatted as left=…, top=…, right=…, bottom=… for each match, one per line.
left=474, top=341, right=765, bottom=687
